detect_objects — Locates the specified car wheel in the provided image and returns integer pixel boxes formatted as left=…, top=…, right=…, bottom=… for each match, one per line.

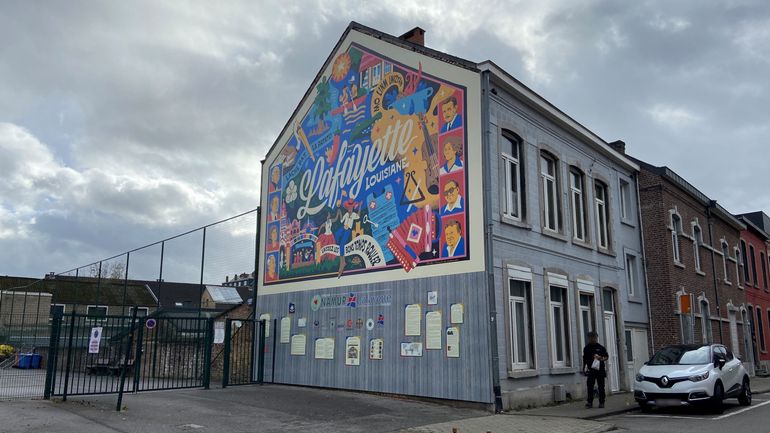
left=711, top=382, right=725, bottom=414
left=639, top=402, right=652, bottom=413
left=739, top=378, right=752, bottom=406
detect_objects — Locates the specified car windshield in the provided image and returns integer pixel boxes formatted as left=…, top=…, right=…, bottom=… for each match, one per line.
left=648, top=346, right=711, bottom=365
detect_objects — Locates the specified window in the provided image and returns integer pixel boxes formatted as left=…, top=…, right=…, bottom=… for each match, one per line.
left=508, top=279, right=534, bottom=369
left=129, top=307, right=149, bottom=318
left=578, top=293, right=596, bottom=350
left=540, top=152, right=560, bottom=232
left=762, top=252, right=768, bottom=289
left=50, top=304, right=65, bottom=316
left=569, top=168, right=586, bottom=241
left=624, top=329, right=633, bottom=362
left=501, top=132, right=524, bottom=220
left=87, top=305, right=108, bottom=320
left=671, top=214, right=682, bottom=263
left=750, top=245, right=758, bottom=286
left=619, top=179, right=632, bottom=221
left=721, top=241, right=730, bottom=283
left=594, top=181, right=610, bottom=249
left=626, top=254, right=637, bottom=297
left=371, top=63, right=382, bottom=86
left=741, top=240, right=750, bottom=283
left=692, top=225, right=702, bottom=272
left=603, top=288, right=615, bottom=313
left=736, top=247, right=744, bottom=287
left=549, top=285, right=571, bottom=367
left=757, top=308, right=767, bottom=352
left=701, top=300, right=712, bottom=343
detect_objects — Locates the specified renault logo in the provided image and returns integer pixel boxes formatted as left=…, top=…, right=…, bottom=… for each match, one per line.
left=661, top=376, right=669, bottom=386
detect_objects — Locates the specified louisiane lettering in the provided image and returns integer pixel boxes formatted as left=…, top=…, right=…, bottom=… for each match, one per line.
left=297, top=118, right=417, bottom=219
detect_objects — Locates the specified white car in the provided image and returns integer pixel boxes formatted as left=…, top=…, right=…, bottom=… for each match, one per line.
left=634, top=344, right=751, bottom=413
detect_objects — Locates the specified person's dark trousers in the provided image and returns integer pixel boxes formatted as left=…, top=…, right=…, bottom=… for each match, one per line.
left=586, top=371, right=606, bottom=405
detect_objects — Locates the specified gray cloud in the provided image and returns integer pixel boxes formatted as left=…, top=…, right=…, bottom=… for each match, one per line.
left=1, top=0, right=769, bottom=278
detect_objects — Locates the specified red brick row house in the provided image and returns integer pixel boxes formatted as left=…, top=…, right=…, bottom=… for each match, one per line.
left=736, top=212, right=770, bottom=373
left=633, top=159, right=752, bottom=372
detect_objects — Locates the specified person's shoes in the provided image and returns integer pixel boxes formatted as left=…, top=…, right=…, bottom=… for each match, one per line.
left=585, top=403, right=593, bottom=408
left=598, top=403, right=605, bottom=408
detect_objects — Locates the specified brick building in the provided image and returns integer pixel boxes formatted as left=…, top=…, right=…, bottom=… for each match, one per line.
left=635, top=160, right=751, bottom=370
left=736, top=212, right=770, bottom=372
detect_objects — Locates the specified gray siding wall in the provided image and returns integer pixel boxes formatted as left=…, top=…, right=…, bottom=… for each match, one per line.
left=257, top=271, right=494, bottom=403
left=484, top=75, right=648, bottom=406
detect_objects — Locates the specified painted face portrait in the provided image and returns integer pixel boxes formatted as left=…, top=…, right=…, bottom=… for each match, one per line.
left=442, top=100, right=457, bottom=123
left=444, top=181, right=459, bottom=206
left=443, top=141, right=456, bottom=163
left=445, top=223, right=460, bottom=248
left=271, top=196, right=279, bottom=214
left=267, top=255, right=276, bottom=277
left=271, top=167, right=280, bottom=185
left=270, top=227, right=278, bottom=244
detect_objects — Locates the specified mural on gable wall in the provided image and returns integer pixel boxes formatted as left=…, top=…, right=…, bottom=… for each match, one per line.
left=264, top=43, right=469, bottom=285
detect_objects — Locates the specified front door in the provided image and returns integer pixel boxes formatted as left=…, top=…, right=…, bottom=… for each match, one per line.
left=602, top=288, right=620, bottom=392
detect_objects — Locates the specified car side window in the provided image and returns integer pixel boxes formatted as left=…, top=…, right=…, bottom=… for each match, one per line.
left=714, top=346, right=727, bottom=359
left=725, top=350, right=735, bottom=361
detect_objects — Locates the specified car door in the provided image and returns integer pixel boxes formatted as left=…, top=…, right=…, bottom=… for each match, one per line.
left=715, top=346, right=739, bottom=393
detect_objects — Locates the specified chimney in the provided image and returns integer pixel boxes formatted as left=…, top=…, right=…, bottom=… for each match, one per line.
left=399, top=27, right=425, bottom=46
left=609, top=140, right=626, bottom=154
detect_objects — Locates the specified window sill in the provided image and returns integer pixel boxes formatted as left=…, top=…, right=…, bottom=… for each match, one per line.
left=572, top=238, right=594, bottom=251
left=542, top=229, right=568, bottom=243
left=508, top=369, right=539, bottom=379
left=549, top=367, right=577, bottom=375
left=674, top=262, right=686, bottom=269
left=500, top=214, right=531, bottom=230
left=696, top=270, right=706, bottom=277
left=597, top=247, right=615, bottom=258
left=628, top=297, right=644, bottom=305
left=723, top=280, right=732, bottom=286
left=620, top=219, right=636, bottom=228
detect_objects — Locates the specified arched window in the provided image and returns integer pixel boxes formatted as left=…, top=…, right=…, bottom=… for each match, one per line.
left=741, top=240, right=750, bottom=283
left=721, top=241, right=730, bottom=284
left=569, top=167, right=587, bottom=242
left=671, top=213, right=682, bottom=263
left=594, top=181, right=610, bottom=249
left=501, top=131, right=525, bottom=220
left=700, top=299, right=712, bottom=343
left=750, top=244, right=758, bottom=286
left=540, top=151, right=560, bottom=233
left=692, top=224, right=702, bottom=272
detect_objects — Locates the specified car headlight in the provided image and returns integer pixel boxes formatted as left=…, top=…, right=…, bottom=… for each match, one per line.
left=689, top=371, right=709, bottom=382
left=635, top=373, right=644, bottom=382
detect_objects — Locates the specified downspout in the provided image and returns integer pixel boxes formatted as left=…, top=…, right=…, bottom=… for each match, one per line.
left=707, top=200, right=724, bottom=343
left=635, top=174, right=655, bottom=352
left=481, top=70, right=503, bottom=412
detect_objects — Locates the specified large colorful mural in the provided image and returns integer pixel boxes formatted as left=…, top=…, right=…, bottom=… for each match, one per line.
left=263, top=43, right=469, bottom=285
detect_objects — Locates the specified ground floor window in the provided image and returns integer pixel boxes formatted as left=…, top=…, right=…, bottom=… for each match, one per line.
left=508, top=279, right=534, bottom=369
left=549, top=285, right=571, bottom=367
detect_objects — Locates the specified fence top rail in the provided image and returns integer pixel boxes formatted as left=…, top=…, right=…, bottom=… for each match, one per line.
left=54, top=207, right=259, bottom=275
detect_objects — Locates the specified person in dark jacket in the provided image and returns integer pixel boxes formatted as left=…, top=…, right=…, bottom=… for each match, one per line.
left=583, top=331, right=609, bottom=408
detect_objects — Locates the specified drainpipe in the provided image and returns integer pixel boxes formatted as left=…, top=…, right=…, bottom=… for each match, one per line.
left=635, top=174, right=655, bottom=352
left=481, top=70, right=503, bottom=413
left=707, top=200, right=724, bottom=343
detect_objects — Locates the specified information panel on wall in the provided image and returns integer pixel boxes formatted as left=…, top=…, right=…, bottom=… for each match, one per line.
left=262, top=42, right=471, bottom=287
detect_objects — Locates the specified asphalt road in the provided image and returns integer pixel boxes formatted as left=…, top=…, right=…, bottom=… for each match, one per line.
left=602, top=395, right=770, bottom=432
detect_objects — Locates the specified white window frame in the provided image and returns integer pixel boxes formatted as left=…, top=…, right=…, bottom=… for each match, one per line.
left=594, top=181, right=610, bottom=250
left=700, top=298, right=712, bottom=344
left=50, top=304, right=66, bottom=315
left=502, top=133, right=522, bottom=221
left=619, top=178, right=631, bottom=222
left=671, top=213, right=682, bottom=264
left=761, top=251, right=768, bottom=289
left=750, top=244, right=758, bottom=287
left=576, top=279, right=596, bottom=352
left=692, top=223, right=702, bottom=272
left=508, top=278, right=533, bottom=370
left=541, top=153, right=560, bottom=233
left=86, top=305, right=109, bottom=321
left=757, top=307, right=767, bottom=352
left=721, top=240, right=731, bottom=284
left=547, top=274, right=571, bottom=368
left=626, top=254, right=637, bottom=297
left=736, top=246, right=744, bottom=288
left=569, top=168, right=586, bottom=242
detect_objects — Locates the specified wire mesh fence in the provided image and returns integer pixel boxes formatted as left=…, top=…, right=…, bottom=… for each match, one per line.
left=0, top=208, right=261, bottom=400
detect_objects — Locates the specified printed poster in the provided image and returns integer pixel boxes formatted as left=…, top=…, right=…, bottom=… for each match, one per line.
left=259, top=313, right=271, bottom=337
left=315, top=337, right=335, bottom=359
left=280, top=316, right=291, bottom=343
left=446, top=327, right=460, bottom=358
left=369, top=338, right=384, bottom=360
left=450, top=303, right=464, bottom=324
left=345, top=336, right=361, bottom=366
left=290, top=334, right=307, bottom=356
left=400, top=341, right=423, bottom=357
left=425, top=311, right=442, bottom=350
left=405, top=304, right=421, bottom=336
left=88, top=327, right=103, bottom=354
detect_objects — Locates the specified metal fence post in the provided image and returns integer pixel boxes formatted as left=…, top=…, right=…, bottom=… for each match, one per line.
left=116, top=307, right=138, bottom=411
left=222, top=319, right=232, bottom=388
left=202, top=318, right=214, bottom=389
left=257, top=319, right=266, bottom=384
left=133, top=317, right=145, bottom=392
left=43, top=310, right=63, bottom=399
left=61, top=312, right=77, bottom=402
left=271, top=318, right=277, bottom=383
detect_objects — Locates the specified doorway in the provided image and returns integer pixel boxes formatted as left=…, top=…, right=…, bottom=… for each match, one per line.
left=602, top=288, right=620, bottom=392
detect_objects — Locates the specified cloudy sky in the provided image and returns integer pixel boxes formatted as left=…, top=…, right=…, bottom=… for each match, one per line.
left=1, top=0, right=769, bottom=279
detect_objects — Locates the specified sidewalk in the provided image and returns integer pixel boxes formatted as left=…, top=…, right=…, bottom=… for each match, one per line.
left=519, top=375, right=770, bottom=420
left=398, top=415, right=613, bottom=433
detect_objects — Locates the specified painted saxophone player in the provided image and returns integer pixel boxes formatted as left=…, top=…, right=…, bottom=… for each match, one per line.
left=264, top=44, right=469, bottom=284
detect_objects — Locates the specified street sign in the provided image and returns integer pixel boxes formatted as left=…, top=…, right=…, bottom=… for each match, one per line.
left=88, top=327, right=103, bottom=354
left=145, top=318, right=157, bottom=329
